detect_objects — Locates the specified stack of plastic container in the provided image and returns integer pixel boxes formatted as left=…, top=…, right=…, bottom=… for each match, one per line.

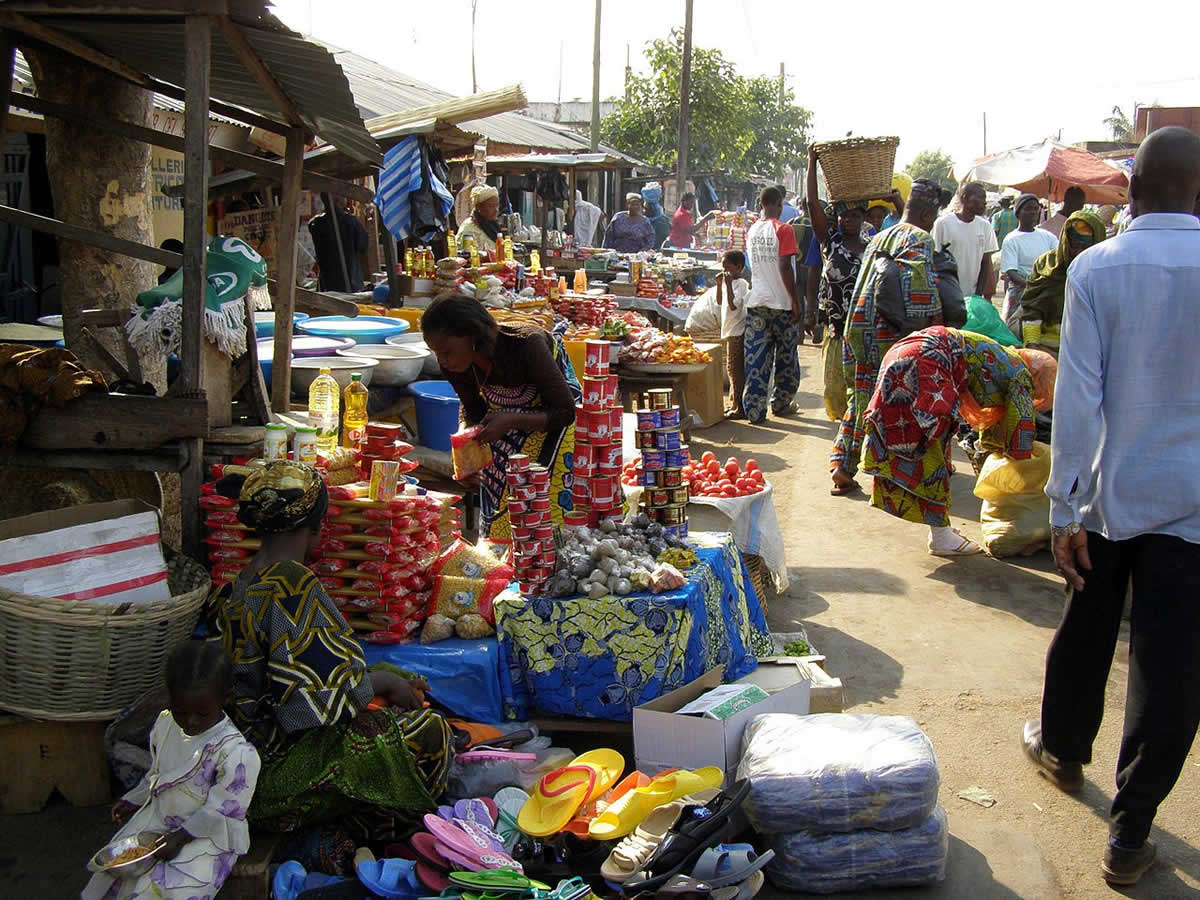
left=507, top=455, right=556, bottom=596
left=567, top=339, right=624, bottom=527
left=632, top=388, right=690, bottom=538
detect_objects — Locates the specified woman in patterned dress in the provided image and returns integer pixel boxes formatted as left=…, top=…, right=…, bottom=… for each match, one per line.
left=422, top=295, right=582, bottom=541
left=206, top=462, right=453, bottom=844
left=860, top=327, right=1051, bottom=556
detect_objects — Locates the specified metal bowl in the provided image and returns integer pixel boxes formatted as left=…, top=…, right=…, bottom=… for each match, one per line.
left=338, top=344, right=429, bottom=387
left=386, top=334, right=441, bottom=376
left=92, top=831, right=165, bottom=880
left=290, top=355, right=378, bottom=395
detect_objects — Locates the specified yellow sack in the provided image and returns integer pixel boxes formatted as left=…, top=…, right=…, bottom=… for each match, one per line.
left=822, top=332, right=847, bottom=422
left=973, top=442, right=1053, bottom=558
left=973, top=442, right=1051, bottom=502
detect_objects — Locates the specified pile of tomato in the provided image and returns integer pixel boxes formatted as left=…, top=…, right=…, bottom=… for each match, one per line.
left=686, top=452, right=765, bottom=497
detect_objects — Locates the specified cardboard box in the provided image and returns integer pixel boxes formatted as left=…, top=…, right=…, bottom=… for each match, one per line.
left=684, top=342, right=726, bottom=427
left=0, top=499, right=168, bottom=605
left=634, top=665, right=811, bottom=781
left=741, top=657, right=844, bottom=714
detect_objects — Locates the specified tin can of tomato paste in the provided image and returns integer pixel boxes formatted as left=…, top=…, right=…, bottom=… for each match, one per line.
left=528, top=466, right=550, bottom=489
left=646, top=388, right=673, bottom=411
left=642, top=449, right=665, bottom=470
left=530, top=496, right=551, bottom=512
left=608, top=407, right=624, bottom=440
left=513, top=484, right=538, bottom=501
left=572, top=479, right=591, bottom=503
left=678, top=444, right=691, bottom=466
left=636, top=431, right=657, bottom=450
left=508, top=453, right=530, bottom=471
left=582, top=377, right=606, bottom=410
left=659, top=504, right=686, bottom=525
left=602, top=374, right=619, bottom=408
left=584, top=339, right=611, bottom=376
left=659, top=406, right=681, bottom=428
left=667, top=486, right=690, bottom=505
left=664, top=522, right=690, bottom=539
left=573, top=404, right=590, bottom=440
left=511, top=525, right=532, bottom=542
left=648, top=488, right=670, bottom=507
left=507, top=498, right=528, bottom=515
left=655, top=428, right=682, bottom=451
left=532, top=524, right=554, bottom=542
left=564, top=510, right=589, bottom=527
left=636, top=409, right=661, bottom=431
left=664, top=448, right=687, bottom=468
left=574, top=444, right=595, bottom=478
left=588, top=410, right=612, bottom=443
left=642, top=505, right=660, bottom=522
left=640, top=470, right=658, bottom=487
left=591, top=475, right=617, bottom=505
left=526, top=509, right=552, bottom=526
left=659, top=467, right=683, bottom=488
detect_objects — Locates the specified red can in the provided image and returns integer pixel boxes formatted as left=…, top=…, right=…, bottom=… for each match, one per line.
left=592, top=474, right=617, bottom=505
left=608, top=407, right=624, bottom=439
left=511, top=525, right=532, bottom=542
left=574, top=404, right=590, bottom=440
left=506, top=469, right=530, bottom=487
left=588, top=410, right=612, bottom=443
left=597, top=443, right=623, bottom=467
left=582, top=377, right=606, bottom=410
left=597, top=461, right=622, bottom=477
left=530, top=496, right=551, bottom=512
left=572, top=479, right=591, bottom=502
left=509, top=453, right=530, bottom=471
left=642, top=505, right=660, bottom=522
left=528, top=465, right=550, bottom=486
left=659, top=467, right=684, bottom=487
left=584, top=339, right=611, bottom=376
left=527, top=509, right=552, bottom=526
left=648, top=488, right=670, bottom=507
left=508, top=498, right=528, bottom=515
left=564, top=510, right=589, bottom=527
left=603, top=374, right=620, bottom=408
left=637, top=430, right=657, bottom=450
left=574, top=442, right=594, bottom=471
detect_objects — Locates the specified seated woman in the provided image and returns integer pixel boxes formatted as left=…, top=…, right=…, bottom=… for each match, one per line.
left=1018, top=210, right=1107, bottom=351
left=860, top=326, right=1053, bottom=557
left=206, top=461, right=452, bottom=843
left=421, top=295, right=581, bottom=540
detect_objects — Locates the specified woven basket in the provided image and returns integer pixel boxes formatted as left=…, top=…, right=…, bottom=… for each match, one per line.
left=813, top=136, right=900, bottom=203
left=0, top=553, right=210, bottom=721
left=744, top=552, right=770, bottom=616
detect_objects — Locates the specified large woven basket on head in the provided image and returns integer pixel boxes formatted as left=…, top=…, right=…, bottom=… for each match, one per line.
left=813, top=136, right=900, bottom=203
left=0, top=552, right=210, bottom=721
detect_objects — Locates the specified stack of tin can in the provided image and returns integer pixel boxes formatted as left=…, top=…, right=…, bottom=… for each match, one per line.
left=507, top=454, right=556, bottom=595
left=564, top=339, right=625, bottom=527
left=633, top=389, right=690, bottom=538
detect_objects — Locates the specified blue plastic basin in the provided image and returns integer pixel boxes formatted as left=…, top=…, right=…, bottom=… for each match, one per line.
left=297, top=315, right=410, bottom=345
left=254, top=311, right=309, bottom=338
left=408, top=380, right=461, bottom=452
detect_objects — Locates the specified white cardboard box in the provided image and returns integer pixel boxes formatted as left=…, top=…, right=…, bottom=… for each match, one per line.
left=634, top=665, right=811, bottom=781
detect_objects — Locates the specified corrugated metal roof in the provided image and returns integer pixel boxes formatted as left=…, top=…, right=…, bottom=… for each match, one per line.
left=323, top=43, right=631, bottom=157
left=44, top=19, right=379, bottom=164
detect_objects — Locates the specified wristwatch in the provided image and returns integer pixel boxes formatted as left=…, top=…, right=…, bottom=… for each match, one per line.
left=1051, top=522, right=1082, bottom=538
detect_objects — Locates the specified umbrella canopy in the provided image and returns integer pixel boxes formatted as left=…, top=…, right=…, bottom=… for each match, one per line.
left=955, top=139, right=1129, bottom=204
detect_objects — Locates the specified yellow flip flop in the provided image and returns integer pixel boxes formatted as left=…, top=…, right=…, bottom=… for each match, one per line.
left=517, top=749, right=624, bottom=838
left=588, top=766, right=723, bottom=839
left=573, top=748, right=626, bottom=804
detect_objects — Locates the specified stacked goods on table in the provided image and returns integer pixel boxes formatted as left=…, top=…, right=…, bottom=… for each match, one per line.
left=738, top=713, right=948, bottom=893
left=622, top=332, right=711, bottom=366
left=547, top=515, right=690, bottom=598
left=637, top=274, right=664, bottom=299
left=622, top=451, right=766, bottom=499
left=419, top=538, right=511, bottom=643
left=629, top=390, right=690, bottom=538
left=566, top=340, right=626, bottom=529
left=553, top=292, right=617, bottom=327
left=507, top=455, right=557, bottom=597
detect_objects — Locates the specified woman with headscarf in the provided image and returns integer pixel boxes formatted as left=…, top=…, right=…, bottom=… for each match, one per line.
left=421, top=295, right=586, bottom=541
left=805, top=145, right=870, bottom=340
left=861, top=327, right=1054, bottom=556
left=206, top=461, right=453, bottom=842
left=829, top=178, right=967, bottom=496
left=1017, top=211, right=1107, bottom=350
left=603, top=193, right=656, bottom=253
left=456, top=184, right=503, bottom=259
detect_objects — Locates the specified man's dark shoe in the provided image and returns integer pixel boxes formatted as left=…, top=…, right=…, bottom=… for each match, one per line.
left=1022, top=720, right=1083, bottom=792
left=1102, top=840, right=1156, bottom=886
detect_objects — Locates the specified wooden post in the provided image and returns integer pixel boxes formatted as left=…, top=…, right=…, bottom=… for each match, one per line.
left=677, top=0, right=694, bottom=199
left=567, top=167, right=577, bottom=242
left=320, top=191, right=351, bottom=292
left=0, top=33, right=13, bottom=149
left=181, top=14, right=212, bottom=562
left=271, top=126, right=305, bottom=412
left=381, top=220, right=400, bottom=305
left=590, top=0, right=601, bottom=152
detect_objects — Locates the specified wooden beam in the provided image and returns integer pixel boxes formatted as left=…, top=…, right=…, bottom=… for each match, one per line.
left=277, top=281, right=359, bottom=318
left=241, top=291, right=270, bottom=424
left=9, top=92, right=374, bottom=203
left=179, top=14, right=211, bottom=397
left=2, top=2, right=229, bottom=14
left=0, top=12, right=150, bottom=87
left=0, top=204, right=181, bottom=266
left=271, top=126, right=304, bottom=412
left=20, top=394, right=209, bottom=450
left=0, top=34, right=13, bottom=150
left=0, top=445, right=190, bottom=474
left=148, top=78, right=289, bottom=137
left=216, top=17, right=302, bottom=126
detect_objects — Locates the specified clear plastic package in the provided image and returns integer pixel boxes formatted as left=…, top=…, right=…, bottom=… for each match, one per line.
left=766, top=806, right=949, bottom=894
left=737, top=713, right=940, bottom=833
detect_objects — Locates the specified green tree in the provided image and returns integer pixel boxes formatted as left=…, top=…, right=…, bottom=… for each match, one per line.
left=905, top=149, right=957, bottom=191
left=1103, top=105, right=1134, bottom=142
left=601, top=30, right=811, bottom=178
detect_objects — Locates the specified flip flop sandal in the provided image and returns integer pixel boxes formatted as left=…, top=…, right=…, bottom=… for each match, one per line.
left=356, top=858, right=423, bottom=900
left=646, top=874, right=713, bottom=900
left=455, top=799, right=494, bottom=827
left=469, top=729, right=536, bottom=750
left=571, top=748, right=626, bottom=805
left=929, top=535, right=982, bottom=557
left=458, top=750, right=538, bottom=763
left=710, top=870, right=764, bottom=900
left=273, top=864, right=355, bottom=900
left=530, top=876, right=592, bottom=900
left=424, top=815, right=522, bottom=872
left=517, top=765, right=598, bottom=838
left=480, top=798, right=499, bottom=826
left=689, top=845, right=774, bottom=890
left=590, top=768, right=722, bottom=840
left=493, top=787, right=529, bottom=852
left=416, top=862, right=450, bottom=892
left=829, top=480, right=860, bottom=496
left=437, top=805, right=457, bottom=821
left=448, top=868, right=537, bottom=893
left=410, top=833, right=451, bottom=871
left=454, top=817, right=507, bottom=853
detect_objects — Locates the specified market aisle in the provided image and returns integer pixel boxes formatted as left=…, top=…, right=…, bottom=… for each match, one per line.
left=688, top=342, right=1200, bottom=899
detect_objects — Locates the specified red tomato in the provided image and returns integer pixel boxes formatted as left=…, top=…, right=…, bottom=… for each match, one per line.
left=701, top=451, right=717, bottom=464
left=745, top=459, right=760, bottom=472
left=706, top=460, right=721, bottom=476
left=721, top=488, right=737, bottom=497
left=736, top=478, right=754, bottom=491
left=724, top=461, right=740, bottom=478
left=725, top=456, right=740, bottom=471
left=750, top=470, right=765, bottom=483
left=716, top=479, right=734, bottom=490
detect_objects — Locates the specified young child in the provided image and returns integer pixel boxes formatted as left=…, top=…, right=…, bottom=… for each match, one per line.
left=84, top=642, right=261, bottom=900
left=717, top=249, right=750, bottom=418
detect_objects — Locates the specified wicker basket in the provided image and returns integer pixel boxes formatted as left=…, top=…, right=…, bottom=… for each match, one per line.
left=812, top=136, right=900, bottom=203
left=744, top=552, right=770, bottom=616
left=0, top=553, right=210, bottom=721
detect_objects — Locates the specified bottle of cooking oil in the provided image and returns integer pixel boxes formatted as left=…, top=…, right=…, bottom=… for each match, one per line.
left=342, top=373, right=368, bottom=449
left=530, top=249, right=541, bottom=275
left=503, top=235, right=514, bottom=263
left=445, top=229, right=457, bottom=259
left=404, top=247, right=414, bottom=274
left=308, top=367, right=341, bottom=455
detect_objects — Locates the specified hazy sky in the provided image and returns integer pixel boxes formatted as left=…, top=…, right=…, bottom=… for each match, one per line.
left=272, top=0, right=1198, bottom=171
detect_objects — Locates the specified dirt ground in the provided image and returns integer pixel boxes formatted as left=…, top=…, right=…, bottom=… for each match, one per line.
left=2, top=343, right=1197, bottom=899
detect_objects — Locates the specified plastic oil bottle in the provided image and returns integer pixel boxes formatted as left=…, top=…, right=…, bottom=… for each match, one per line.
left=573, top=268, right=587, bottom=293
left=308, top=367, right=341, bottom=455
left=342, top=373, right=369, bottom=449
left=446, top=229, right=457, bottom=259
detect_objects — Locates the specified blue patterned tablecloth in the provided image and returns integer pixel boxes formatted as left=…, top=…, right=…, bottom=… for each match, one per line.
left=495, top=533, right=772, bottom=721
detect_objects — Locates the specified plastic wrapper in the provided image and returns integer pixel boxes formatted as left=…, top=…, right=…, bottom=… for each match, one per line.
left=974, top=442, right=1052, bottom=557
left=455, top=613, right=495, bottom=639
left=420, top=613, right=455, bottom=644
left=738, top=713, right=940, bottom=834
left=958, top=391, right=1004, bottom=429
left=1016, top=348, right=1058, bottom=412
left=649, top=562, right=685, bottom=594
left=428, top=538, right=513, bottom=625
left=450, top=426, right=494, bottom=480
left=963, top=294, right=1021, bottom=347
left=766, top=807, right=949, bottom=894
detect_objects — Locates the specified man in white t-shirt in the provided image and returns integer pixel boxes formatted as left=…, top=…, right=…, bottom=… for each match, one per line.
left=1000, top=193, right=1059, bottom=329
left=932, top=182, right=998, bottom=296
left=742, top=186, right=802, bottom=424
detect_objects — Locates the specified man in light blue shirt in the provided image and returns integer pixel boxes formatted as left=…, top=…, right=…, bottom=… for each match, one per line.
left=1022, top=126, right=1200, bottom=888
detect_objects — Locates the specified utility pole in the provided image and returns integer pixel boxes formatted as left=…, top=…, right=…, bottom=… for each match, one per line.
left=677, top=0, right=693, bottom=199
left=557, top=40, right=563, bottom=120
left=778, top=62, right=785, bottom=106
left=982, top=111, right=987, bottom=155
left=470, top=0, right=479, bottom=93
left=590, top=0, right=602, bottom=151
left=624, top=44, right=631, bottom=102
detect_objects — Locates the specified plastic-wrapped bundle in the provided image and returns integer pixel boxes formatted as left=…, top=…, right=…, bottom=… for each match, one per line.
left=766, top=806, right=949, bottom=894
left=737, top=713, right=940, bottom=833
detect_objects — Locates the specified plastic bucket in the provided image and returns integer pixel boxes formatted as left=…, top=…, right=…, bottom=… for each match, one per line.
left=564, top=340, right=587, bottom=381
left=408, top=381, right=461, bottom=452
left=385, top=307, right=424, bottom=332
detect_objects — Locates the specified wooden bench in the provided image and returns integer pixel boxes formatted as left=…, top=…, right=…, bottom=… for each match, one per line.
left=0, top=715, right=110, bottom=814
left=221, top=831, right=284, bottom=899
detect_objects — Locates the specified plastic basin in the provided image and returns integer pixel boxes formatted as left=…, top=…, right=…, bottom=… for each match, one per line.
left=254, top=310, right=308, bottom=338
left=408, top=380, right=461, bottom=452
left=386, top=333, right=441, bottom=376
left=298, top=315, right=410, bottom=344
left=339, top=345, right=429, bottom=387
left=290, top=355, right=378, bottom=396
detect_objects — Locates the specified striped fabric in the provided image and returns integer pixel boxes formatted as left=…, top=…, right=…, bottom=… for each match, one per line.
left=376, top=136, right=454, bottom=242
